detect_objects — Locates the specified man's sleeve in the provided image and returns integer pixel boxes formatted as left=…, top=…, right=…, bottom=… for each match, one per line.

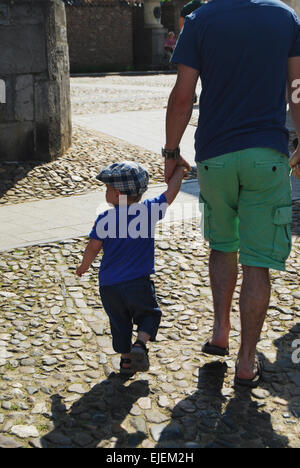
left=289, top=13, right=300, bottom=57
left=171, top=15, right=201, bottom=71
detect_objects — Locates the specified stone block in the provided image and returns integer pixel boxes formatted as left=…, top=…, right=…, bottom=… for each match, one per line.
left=0, top=122, right=35, bottom=162
left=0, top=78, right=13, bottom=122
left=0, top=0, right=71, bottom=162
left=0, top=25, right=47, bottom=74
left=35, top=123, right=50, bottom=161
left=11, top=3, right=44, bottom=24
left=34, top=79, right=50, bottom=123
left=15, top=75, right=34, bottom=121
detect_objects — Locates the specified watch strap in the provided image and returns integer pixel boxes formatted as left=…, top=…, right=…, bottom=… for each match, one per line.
left=161, top=147, right=180, bottom=160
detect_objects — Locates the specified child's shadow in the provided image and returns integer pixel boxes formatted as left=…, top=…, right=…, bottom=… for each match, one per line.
left=41, top=374, right=149, bottom=448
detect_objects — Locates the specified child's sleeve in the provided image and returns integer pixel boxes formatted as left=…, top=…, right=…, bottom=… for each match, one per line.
left=89, top=211, right=108, bottom=241
left=144, top=193, right=168, bottom=223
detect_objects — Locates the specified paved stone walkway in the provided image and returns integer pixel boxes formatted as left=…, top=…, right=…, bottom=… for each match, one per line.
left=0, top=180, right=199, bottom=252
left=73, top=109, right=197, bottom=167
left=0, top=74, right=299, bottom=449
left=0, top=223, right=299, bottom=448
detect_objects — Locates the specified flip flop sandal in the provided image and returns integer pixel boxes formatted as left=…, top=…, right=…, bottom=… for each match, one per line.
left=202, top=340, right=229, bottom=357
left=130, top=340, right=150, bottom=372
left=234, top=358, right=263, bottom=388
left=119, top=358, right=135, bottom=376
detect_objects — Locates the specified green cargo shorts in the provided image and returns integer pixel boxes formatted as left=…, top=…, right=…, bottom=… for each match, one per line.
left=197, top=148, right=292, bottom=271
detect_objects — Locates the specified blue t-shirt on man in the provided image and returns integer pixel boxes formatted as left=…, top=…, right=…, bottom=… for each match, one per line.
left=172, top=0, right=300, bottom=162
left=89, top=193, right=167, bottom=286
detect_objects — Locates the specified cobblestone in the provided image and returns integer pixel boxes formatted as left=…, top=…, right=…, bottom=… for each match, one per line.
left=0, top=75, right=196, bottom=207
left=0, top=223, right=299, bottom=448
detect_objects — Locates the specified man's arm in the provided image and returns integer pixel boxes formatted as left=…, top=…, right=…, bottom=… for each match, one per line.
left=287, top=56, right=300, bottom=179
left=179, top=16, right=185, bottom=31
left=164, top=64, right=199, bottom=182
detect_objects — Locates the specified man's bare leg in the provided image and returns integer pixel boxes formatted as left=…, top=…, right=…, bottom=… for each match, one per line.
left=237, top=265, right=271, bottom=379
left=209, top=250, right=238, bottom=349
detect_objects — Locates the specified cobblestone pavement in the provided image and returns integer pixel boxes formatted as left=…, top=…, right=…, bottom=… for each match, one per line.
left=70, top=75, right=179, bottom=115
left=0, top=74, right=300, bottom=448
left=0, top=222, right=299, bottom=448
left=0, top=75, right=197, bottom=207
left=0, top=75, right=176, bottom=206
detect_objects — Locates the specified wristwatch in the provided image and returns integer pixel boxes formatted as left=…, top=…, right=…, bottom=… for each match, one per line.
left=161, top=147, right=180, bottom=160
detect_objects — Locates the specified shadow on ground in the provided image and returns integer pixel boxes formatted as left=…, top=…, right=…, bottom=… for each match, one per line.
left=156, top=325, right=300, bottom=448
left=40, top=375, right=149, bottom=448
left=0, top=161, right=45, bottom=201
left=40, top=326, right=299, bottom=448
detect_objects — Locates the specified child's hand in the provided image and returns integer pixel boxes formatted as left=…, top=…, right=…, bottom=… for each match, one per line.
left=76, top=265, right=88, bottom=277
left=177, top=156, right=192, bottom=172
left=175, top=165, right=188, bottom=179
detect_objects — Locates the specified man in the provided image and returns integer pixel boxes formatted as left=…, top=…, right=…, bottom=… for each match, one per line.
left=162, top=0, right=300, bottom=387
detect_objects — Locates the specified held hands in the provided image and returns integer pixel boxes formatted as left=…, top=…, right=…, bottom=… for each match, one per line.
left=290, top=147, right=300, bottom=179
left=164, top=155, right=192, bottom=183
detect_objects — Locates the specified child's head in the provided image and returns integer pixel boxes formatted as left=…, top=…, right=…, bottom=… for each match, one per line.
left=96, top=161, right=149, bottom=206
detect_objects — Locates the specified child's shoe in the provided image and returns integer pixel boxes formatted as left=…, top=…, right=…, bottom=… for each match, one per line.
left=119, top=357, right=135, bottom=376
left=130, top=340, right=150, bottom=372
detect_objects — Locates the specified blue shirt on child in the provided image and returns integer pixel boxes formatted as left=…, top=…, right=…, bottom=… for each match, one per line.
left=89, top=193, right=167, bottom=286
left=171, top=0, right=300, bottom=162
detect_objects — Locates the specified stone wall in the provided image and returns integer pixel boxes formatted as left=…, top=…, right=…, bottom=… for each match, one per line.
left=0, top=0, right=72, bottom=163
left=161, top=0, right=188, bottom=37
left=65, top=1, right=133, bottom=73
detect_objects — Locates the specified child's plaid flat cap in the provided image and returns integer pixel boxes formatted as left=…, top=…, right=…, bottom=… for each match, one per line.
left=96, top=161, right=149, bottom=197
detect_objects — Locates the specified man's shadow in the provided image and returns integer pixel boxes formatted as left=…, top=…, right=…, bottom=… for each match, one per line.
left=41, top=373, right=149, bottom=448
left=156, top=361, right=229, bottom=448
left=157, top=323, right=300, bottom=448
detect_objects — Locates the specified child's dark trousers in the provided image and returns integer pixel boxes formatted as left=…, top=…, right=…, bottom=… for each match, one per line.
left=100, top=276, right=162, bottom=354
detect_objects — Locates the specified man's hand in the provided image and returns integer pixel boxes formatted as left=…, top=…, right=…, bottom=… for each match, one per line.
left=290, top=148, right=300, bottom=179
left=164, top=159, right=177, bottom=184
left=164, top=156, right=191, bottom=183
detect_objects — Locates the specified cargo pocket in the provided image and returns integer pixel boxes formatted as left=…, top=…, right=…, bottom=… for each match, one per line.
left=199, top=195, right=211, bottom=241
left=272, top=206, right=292, bottom=262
